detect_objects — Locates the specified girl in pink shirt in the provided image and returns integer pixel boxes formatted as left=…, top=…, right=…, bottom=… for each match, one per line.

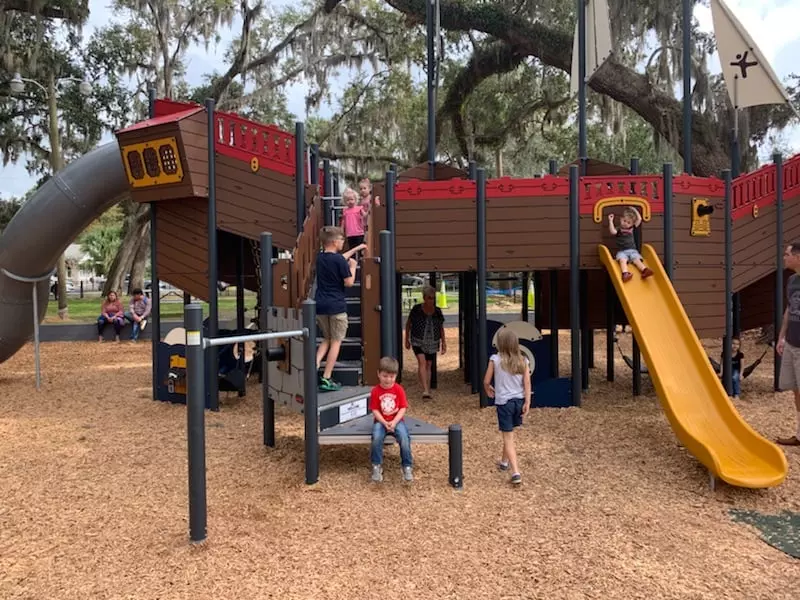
left=340, top=187, right=367, bottom=255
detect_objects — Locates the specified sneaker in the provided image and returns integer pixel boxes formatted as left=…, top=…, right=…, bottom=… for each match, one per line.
left=496, top=460, right=509, bottom=471
left=371, top=464, right=383, bottom=482
left=140, top=318, right=147, bottom=331
left=641, top=268, right=654, bottom=279
left=402, top=466, right=413, bottom=482
left=622, top=271, right=633, bottom=283
left=319, top=377, right=342, bottom=392
left=510, top=473, right=522, bottom=485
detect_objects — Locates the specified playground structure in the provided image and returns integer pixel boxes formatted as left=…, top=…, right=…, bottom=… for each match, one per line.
left=0, top=93, right=798, bottom=492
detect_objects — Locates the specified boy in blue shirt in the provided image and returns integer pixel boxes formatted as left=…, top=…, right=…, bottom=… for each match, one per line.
left=315, top=226, right=365, bottom=391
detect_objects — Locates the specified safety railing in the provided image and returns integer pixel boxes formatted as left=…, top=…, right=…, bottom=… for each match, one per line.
left=213, top=111, right=296, bottom=177
left=290, top=189, right=323, bottom=308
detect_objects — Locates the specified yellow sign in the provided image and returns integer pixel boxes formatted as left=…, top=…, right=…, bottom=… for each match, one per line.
left=592, top=196, right=652, bottom=223
left=250, top=157, right=260, bottom=172
left=691, top=198, right=712, bottom=237
left=121, top=137, right=184, bottom=188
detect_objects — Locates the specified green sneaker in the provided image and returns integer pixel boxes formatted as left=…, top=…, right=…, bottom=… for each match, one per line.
left=318, top=377, right=342, bottom=392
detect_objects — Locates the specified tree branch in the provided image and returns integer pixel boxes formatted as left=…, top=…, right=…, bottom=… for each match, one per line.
left=1, top=0, right=88, bottom=22
left=318, top=149, right=411, bottom=168
left=210, top=0, right=264, bottom=103
left=316, top=69, right=389, bottom=145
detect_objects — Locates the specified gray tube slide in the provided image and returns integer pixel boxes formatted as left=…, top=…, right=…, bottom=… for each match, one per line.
left=0, top=141, right=129, bottom=363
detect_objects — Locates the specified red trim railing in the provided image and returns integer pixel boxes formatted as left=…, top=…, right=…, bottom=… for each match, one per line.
left=213, top=111, right=296, bottom=178
left=579, top=175, right=664, bottom=215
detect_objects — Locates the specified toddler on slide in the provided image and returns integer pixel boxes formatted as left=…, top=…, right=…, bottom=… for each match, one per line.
left=607, top=207, right=653, bottom=282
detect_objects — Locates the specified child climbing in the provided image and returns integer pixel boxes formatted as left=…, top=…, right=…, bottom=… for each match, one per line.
left=483, top=328, right=531, bottom=485
left=607, top=207, right=654, bottom=282
left=339, top=187, right=367, bottom=255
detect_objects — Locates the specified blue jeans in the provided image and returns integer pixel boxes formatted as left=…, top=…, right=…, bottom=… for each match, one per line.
left=732, top=369, right=741, bottom=396
left=370, top=420, right=412, bottom=467
left=124, top=311, right=144, bottom=340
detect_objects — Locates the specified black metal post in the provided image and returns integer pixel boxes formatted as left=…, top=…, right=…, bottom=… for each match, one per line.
left=522, top=272, right=529, bottom=322
left=580, top=270, right=589, bottom=392
left=385, top=169, right=396, bottom=237
left=303, top=300, right=319, bottom=485
left=775, top=153, right=784, bottom=391
left=549, top=270, right=558, bottom=379
left=549, top=159, right=558, bottom=176
left=458, top=272, right=464, bottom=371
left=332, top=170, right=340, bottom=202
left=379, top=231, right=394, bottom=358
left=385, top=169, right=401, bottom=369
left=577, top=0, right=587, bottom=169
left=205, top=98, right=220, bottom=411
left=533, top=272, right=542, bottom=328
left=467, top=271, right=479, bottom=393
left=148, top=88, right=160, bottom=401
left=295, top=122, right=305, bottom=235
left=664, top=163, right=674, bottom=280
left=448, top=424, right=464, bottom=489
left=731, top=138, right=741, bottom=338
left=261, top=232, right=274, bottom=447
left=323, top=195, right=333, bottom=228
left=606, top=276, right=615, bottom=382
left=323, top=158, right=332, bottom=198
left=569, top=165, right=581, bottom=406
left=310, top=144, right=319, bottom=185
left=477, top=168, right=489, bottom=408
left=236, top=236, right=245, bottom=397
left=723, top=169, right=733, bottom=395
left=630, top=157, right=642, bottom=397
left=468, top=161, right=476, bottom=181
left=682, top=0, right=692, bottom=174
left=426, top=0, right=436, bottom=180
left=184, top=303, right=207, bottom=543
left=429, top=272, right=438, bottom=389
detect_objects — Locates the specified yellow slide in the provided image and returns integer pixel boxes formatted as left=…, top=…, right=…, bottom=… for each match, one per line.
left=599, top=244, right=788, bottom=488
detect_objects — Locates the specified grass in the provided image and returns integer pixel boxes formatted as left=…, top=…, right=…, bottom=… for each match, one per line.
left=45, top=288, right=530, bottom=323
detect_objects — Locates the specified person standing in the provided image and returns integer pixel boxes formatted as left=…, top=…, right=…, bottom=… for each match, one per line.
left=776, top=243, right=800, bottom=446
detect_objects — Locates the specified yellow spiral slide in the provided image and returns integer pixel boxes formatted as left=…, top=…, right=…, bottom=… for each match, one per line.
left=599, top=244, right=788, bottom=488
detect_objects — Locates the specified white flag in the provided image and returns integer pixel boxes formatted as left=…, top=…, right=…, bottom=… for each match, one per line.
left=570, top=0, right=613, bottom=96
left=710, top=0, right=793, bottom=110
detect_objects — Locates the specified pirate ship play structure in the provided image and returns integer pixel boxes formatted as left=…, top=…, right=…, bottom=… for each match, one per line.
left=107, top=97, right=800, bottom=488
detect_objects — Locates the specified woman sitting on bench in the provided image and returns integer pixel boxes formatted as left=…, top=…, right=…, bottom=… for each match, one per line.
left=97, top=291, right=125, bottom=342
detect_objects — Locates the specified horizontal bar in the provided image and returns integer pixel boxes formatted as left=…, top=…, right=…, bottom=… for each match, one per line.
left=204, top=329, right=306, bottom=348
left=1, top=267, right=57, bottom=283
left=321, top=196, right=343, bottom=201
left=318, top=433, right=449, bottom=445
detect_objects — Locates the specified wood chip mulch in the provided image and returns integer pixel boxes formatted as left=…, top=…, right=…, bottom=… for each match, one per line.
left=0, top=330, right=798, bottom=599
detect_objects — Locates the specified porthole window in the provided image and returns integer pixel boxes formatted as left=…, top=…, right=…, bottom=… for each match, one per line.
left=127, top=150, right=144, bottom=180
left=159, top=144, right=178, bottom=175
left=143, top=147, right=161, bottom=177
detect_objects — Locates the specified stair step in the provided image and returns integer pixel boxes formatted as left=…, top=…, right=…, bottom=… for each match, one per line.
left=316, top=337, right=362, bottom=361
left=319, top=360, right=362, bottom=386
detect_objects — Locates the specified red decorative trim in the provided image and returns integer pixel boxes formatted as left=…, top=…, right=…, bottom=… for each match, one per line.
left=487, top=176, right=570, bottom=198
left=395, top=178, right=476, bottom=201
left=579, top=175, right=664, bottom=215
left=213, top=112, right=296, bottom=177
left=673, top=175, right=726, bottom=198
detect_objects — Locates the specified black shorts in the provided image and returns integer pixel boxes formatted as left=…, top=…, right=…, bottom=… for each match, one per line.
left=347, top=235, right=364, bottom=250
left=412, top=346, right=436, bottom=362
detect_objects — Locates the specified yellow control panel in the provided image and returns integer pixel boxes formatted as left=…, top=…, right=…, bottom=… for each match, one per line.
left=121, top=137, right=185, bottom=188
left=691, top=198, right=712, bottom=237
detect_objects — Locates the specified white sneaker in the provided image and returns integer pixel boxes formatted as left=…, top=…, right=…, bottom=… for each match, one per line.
left=140, top=318, right=147, bottom=331
left=371, top=464, right=383, bottom=482
left=402, top=466, right=413, bottom=482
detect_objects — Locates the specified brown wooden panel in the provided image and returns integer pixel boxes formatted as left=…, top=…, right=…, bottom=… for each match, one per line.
left=361, top=258, right=381, bottom=386
left=176, top=111, right=208, bottom=196
left=273, top=259, right=292, bottom=309
left=739, top=269, right=791, bottom=332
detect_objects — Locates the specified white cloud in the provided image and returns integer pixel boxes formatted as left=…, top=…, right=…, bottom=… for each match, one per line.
left=1, top=0, right=798, bottom=199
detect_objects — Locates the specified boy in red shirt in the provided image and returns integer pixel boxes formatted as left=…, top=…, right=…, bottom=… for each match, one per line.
left=369, top=356, right=413, bottom=482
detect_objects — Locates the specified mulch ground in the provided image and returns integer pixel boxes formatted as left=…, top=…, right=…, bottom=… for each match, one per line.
left=0, top=330, right=798, bottom=599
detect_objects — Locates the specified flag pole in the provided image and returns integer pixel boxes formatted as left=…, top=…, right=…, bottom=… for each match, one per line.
left=682, top=0, right=692, bottom=174
left=731, top=75, right=741, bottom=339
left=426, top=0, right=436, bottom=180
left=578, top=0, right=587, bottom=175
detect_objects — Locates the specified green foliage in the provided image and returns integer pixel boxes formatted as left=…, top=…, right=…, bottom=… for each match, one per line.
left=78, top=222, right=124, bottom=276
left=0, top=197, right=24, bottom=231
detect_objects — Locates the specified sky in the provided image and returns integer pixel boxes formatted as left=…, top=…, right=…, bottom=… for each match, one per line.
left=1, top=0, right=799, bottom=199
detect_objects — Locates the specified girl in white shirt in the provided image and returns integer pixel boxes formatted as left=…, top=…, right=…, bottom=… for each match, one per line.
left=483, top=328, right=531, bottom=484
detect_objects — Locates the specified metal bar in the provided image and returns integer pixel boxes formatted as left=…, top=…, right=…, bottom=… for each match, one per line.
left=468, top=160, right=476, bottom=180
left=380, top=231, right=393, bottom=358
left=184, top=303, right=207, bottom=543
left=448, top=424, right=464, bottom=489
left=32, top=283, right=41, bottom=390
left=569, top=165, right=581, bottom=406
left=682, top=0, right=692, bottom=174
left=426, top=0, right=436, bottom=180
left=477, top=168, right=489, bottom=408
left=310, top=144, right=319, bottom=185
left=775, top=153, right=784, bottom=391
left=606, top=275, right=615, bottom=382
left=429, top=272, right=438, bottom=389
left=295, top=121, right=305, bottom=235
left=549, top=270, right=558, bottom=379
left=630, top=157, right=642, bottom=397
left=303, top=300, right=320, bottom=485
left=467, top=271, right=479, bottom=392
left=148, top=88, right=160, bottom=402
left=323, top=194, right=333, bottom=227
left=261, top=232, right=275, bottom=447
left=577, top=0, right=587, bottom=165
left=580, top=270, right=589, bottom=392
left=522, top=272, right=529, bottom=322
left=332, top=169, right=340, bottom=202
left=205, top=330, right=305, bottom=348
left=549, top=159, right=558, bottom=176
left=731, top=114, right=741, bottom=338
left=395, top=271, right=403, bottom=380
left=385, top=169, right=396, bottom=237
left=236, top=236, right=245, bottom=397
left=664, top=163, right=674, bottom=280
left=205, top=98, right=219, bottom=411
left=723, top=169, right=733, bottom=395
left=458, top=272, right=464, bottom=371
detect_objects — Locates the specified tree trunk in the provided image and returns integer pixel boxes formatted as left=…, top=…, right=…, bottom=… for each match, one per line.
left=56, top=254, right=68, bottom=319
left=103, top=205, right=150, bottom=296
left=128, top=232, right=149, bottom=292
